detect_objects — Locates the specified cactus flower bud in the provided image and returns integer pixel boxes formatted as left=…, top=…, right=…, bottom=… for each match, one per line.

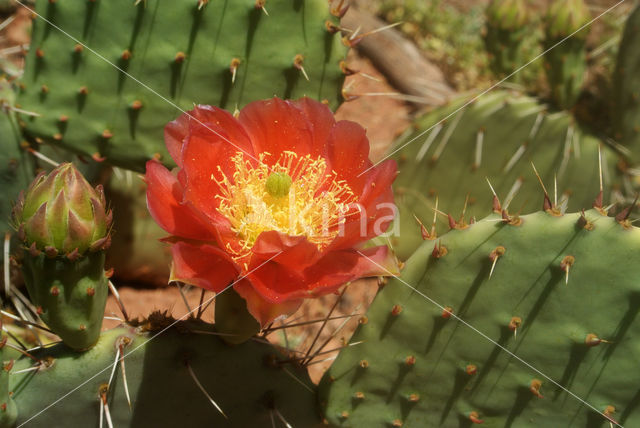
left=545, top=0, right=591, bottom=40
left=13, top=163, right=112, bottom=350
left=13, top=163, right=111, bottom=257
left=486, top=0, right=528, bottom=31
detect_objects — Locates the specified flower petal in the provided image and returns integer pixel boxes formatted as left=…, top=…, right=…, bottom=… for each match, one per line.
left=234, top=279, right=302, bottom=327
left=303, top=245, right=399, bottom=297
left=251, top=231, right=321, bottom=272
left=165, top=105, right=252, bottom=168
left=145, top=160, right=217, bottom=240
left=327, top=120, right=373, bottom=195
left=169, top=241, right=239, bottom=293
left=238, top=98, right=314, bottom=161
left=295, top=97, right=336, bottom=159
left=333, top=159, right=398, bottom=249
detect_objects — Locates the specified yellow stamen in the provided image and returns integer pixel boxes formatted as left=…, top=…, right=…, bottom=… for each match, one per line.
left=215, top=151, right=357, bottom=262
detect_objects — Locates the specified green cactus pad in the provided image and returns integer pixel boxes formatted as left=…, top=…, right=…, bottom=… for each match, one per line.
left=21, top=251, right=109, bottom=350
left=613, top=5, right=640, bottom=155
left=390, top=90, right=619, bottom=260
left=10, top=320, right=318, bottom=427
left=0, top=80, right=34, bottom=247
left=319, top=208, right=640, bottom=427
left=18, top=0, right=347, bottom=172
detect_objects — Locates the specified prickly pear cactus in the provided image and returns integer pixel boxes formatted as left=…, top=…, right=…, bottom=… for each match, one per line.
left=319, top=207, right=640, bottom=427
left=13, top=163, right=112, bottom=350
left=543, top=0, right=590, bottom=109
left=18, top=0, right=348, bottom=171
left=484, top=0, right=530, bottom=81
left=105, top=170, right=171, bottom=286
left=0, top=80, right=34, bottom=246
left=613, top=5, right=640, bottom=156
left=391, top=89, right=619, bottom=260
left=0, top=331, right=17, bottom=428
left=10, top=320, right=318, bottom=427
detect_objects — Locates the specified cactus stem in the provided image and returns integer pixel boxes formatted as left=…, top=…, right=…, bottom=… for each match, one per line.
left=560, top=255, right=575, bottom=285
left=488, top=246, right=506, bottom=279
left=186, top=361, right=228, bottom=418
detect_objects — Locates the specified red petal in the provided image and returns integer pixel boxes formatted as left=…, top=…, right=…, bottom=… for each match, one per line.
left=304, top=246, right=399, bottom=296
left=181, top=135, right=251, bottom=224
left=295, top=97, right=336, bottom=160
left=238, top=98, right=314, bottom=162
left=165, top=105, right=252, bottom=168
left=327, top=120, right=373, bottom=195
left=169, top=241, right=239, bottom=293
left=333, top=159, right=398, bottom=249
left=243, top=254, right=307, bottom=303
left=145, top=160, right=217, bottom=240
left=234, top=279, right=302, bottom=327
left=251, top=231, right=322, bottom=272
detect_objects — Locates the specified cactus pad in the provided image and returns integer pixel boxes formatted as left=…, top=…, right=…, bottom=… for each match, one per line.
left=390, top=90, right=619, bottom=259
left=10, top=320, right=318, bottom=427
left=18, top=0, right=347, bottom=171
left=319, top=208, right=640, bottom=426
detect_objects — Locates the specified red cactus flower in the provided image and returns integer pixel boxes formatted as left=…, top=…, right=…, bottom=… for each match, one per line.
left=145, top=97, right=398, bottom=326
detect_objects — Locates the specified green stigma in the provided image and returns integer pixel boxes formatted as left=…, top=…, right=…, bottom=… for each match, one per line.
left=265, top=172, right=292, bottom=198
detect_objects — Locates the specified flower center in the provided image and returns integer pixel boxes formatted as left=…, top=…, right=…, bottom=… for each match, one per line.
left=215, top=151, right=356, bottom=262
left=265, top=172, right=292, bottom=198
